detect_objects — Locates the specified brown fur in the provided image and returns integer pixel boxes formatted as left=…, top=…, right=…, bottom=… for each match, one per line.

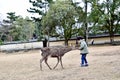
left=40, top=46, right=78, bottom=70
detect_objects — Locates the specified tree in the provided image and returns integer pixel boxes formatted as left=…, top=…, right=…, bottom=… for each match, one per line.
left=89, top=0, right=120, bottom=43
left=6, top=12, right=19, bottom=23
left=0, top=12, right=19, bottom=41
left=13, top=17, right=35, bottom=41
left=42, top=0, right=78, bottom=46
left=73, top=0, right=91, bottom=44
left=27, top=0, right=54, bottom=40
left=72, top=1, right=85, bottom=37
left=0, top=13, right=35, bottom=41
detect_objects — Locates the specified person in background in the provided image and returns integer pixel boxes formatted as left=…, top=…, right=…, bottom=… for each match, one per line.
left=91, top=39, right=94, bottom=45
left=77, top=36, right=89, bottom=67
left=43, top=38, right=47, bottom=47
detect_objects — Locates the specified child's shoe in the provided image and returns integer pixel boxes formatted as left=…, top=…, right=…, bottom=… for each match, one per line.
left=85, top=63, right=88, bottom=66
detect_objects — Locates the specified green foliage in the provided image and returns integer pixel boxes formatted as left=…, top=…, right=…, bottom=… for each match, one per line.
left=27, top=0, right=120, bottom=43
left=7, top=12, right=19, bottom=23
left=41, top=0, right=78, bottom=45
left=88, top=0, right=120, bottom=42
left=28, top=0, right=54, bottom=20
left=28, top=0, right=54, bottom=40
left=0, top=12, right=20, bottom=41
left=13, top=17, right=35, bottom=41
left=1, top=13, right=35, bottom=41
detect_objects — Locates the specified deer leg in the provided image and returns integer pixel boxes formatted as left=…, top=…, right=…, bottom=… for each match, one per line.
left=53, top=57, right=59, bottom=69
left=60, top=57, right=64, bottom=69
left=45, top=58, right=52, bottom=70
left=40, top=57, right=44, bottom=71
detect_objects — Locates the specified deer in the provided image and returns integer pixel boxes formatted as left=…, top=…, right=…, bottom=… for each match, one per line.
left=40, top=46, right=79, bottom=70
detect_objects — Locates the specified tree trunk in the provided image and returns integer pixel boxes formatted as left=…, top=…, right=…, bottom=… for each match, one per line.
left=65, top=39, right=68, bottom=46
left=84, top=0, right=88, bottom=45
left=109, top=33, right=114, bottom=43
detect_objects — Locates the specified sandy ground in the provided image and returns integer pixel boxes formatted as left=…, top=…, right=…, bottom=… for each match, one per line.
left=0, top=45, right=120, bottom=80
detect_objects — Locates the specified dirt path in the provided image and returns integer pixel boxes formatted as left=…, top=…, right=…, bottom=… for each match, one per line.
left=0, top=45, right=120, bottom=80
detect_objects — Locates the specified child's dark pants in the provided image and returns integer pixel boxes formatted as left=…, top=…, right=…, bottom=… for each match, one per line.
left=81, top=54, right=88, bottom=65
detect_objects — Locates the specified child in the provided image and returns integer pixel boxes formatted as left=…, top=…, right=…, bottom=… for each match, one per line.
left=77, top=36, right=89, bottom=67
